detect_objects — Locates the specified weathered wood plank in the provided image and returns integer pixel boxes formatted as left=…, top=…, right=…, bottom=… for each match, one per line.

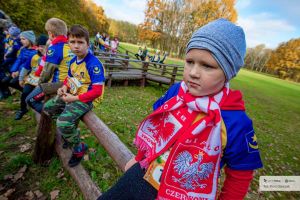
left=55, top=133, right=102, bottom=200
left=82, top=112, right=134, bottom=172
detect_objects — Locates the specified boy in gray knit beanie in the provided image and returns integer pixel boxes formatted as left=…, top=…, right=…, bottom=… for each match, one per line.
left=186, top=18, right=246, bottom=81
left=98, top=19, right=262, bottom=200
left=20, top=30, right=36, bottom=45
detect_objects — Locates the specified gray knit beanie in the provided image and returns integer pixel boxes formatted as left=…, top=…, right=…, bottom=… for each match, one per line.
left=8, top=26, right=21, bottom=37
left=186, top=18, right=246, bottom=80
left=20, top=30, right=36, bottom=45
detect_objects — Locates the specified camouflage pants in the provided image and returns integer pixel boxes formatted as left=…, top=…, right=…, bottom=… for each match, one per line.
left=43, top=96, right=93, bottom=146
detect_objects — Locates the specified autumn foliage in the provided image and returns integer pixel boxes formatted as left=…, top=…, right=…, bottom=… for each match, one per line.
left=265, top=39, right=300, bottom=82
left=138, top=0, right=238, bottom=57
left=0, top=0, right=109, bottom=35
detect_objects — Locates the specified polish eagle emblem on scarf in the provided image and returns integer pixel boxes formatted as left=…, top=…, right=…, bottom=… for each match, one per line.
left=172, top=150, right=214, bottom=190
left=147, top=113, right=175, bottom=145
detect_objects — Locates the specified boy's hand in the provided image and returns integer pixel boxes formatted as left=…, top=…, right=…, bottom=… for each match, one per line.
left=61, top=93, right=79, bottom=103
left=19, top=80, right=25, bottom=88
left=12, top=71, right=19, bottom=78
left=57, top=85, right=68, bottom=97
left=124, top=157, right=137, bottom=171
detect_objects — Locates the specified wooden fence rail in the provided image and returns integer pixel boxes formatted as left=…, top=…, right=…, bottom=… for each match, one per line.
left=34, top=110, right=134, bottom=200
left=97, top=52, right=184, bottom=87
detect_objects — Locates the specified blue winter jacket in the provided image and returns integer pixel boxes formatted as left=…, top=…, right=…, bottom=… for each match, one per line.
left=10, top=47, right=37, bottom=73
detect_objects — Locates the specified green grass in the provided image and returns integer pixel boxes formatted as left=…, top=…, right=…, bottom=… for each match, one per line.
left=1, top=70, right=299, bottom=199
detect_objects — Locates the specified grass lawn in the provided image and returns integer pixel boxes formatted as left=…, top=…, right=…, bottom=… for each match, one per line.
left=0, top=68, right=299, bottom=199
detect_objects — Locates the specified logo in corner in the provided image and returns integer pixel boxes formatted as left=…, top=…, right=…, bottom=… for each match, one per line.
left=246, top=131, right=259, bottom=153
left=47, top=49, right=55, bottom=57
left=93, top=66, right=101, bottom=74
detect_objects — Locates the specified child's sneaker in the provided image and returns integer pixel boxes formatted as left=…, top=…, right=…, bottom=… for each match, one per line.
left=15, top=109, right=28, bottom=120
left=68, top=143, right=88, bottom=167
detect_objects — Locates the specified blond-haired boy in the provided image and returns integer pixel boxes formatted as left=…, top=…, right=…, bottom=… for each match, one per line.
left=26, top=17, right=74, bottom=113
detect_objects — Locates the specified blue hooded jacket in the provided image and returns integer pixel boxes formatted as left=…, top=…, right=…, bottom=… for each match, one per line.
left=10, top=47, right=37, bottom=73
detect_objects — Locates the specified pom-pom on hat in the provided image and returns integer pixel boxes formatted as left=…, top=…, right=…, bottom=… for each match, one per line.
left=186, top=18, right=246, bottom=80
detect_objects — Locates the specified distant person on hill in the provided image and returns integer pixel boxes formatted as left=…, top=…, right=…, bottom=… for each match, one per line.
left=43, top=25, right=105, bottom=167
left=96, top=33, right=109, bottom=52
left=98, top=18, right=263, bottom=200
left=110, top=36, right=119, bottom=54
left=135, top=46, right=143, bottom=60
left=150, top=49, right=160, bottom=63
left=26, top=17, right=74, bottom=114
left=159, top=51, right=169, bottom=64
left=140, top=46, right=148, bottom=61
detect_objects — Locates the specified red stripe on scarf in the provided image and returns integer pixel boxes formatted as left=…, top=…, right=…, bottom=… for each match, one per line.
left=51, top=35, right=68, bottom=45
left=134, top=82, right=246, bottom=200
left=221, top=90, right=245, bottom=111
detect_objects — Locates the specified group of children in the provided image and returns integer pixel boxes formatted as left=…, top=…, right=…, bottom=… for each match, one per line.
left=0, top=17, right=105, bottom=167
left=1, top=14, right=262, bottom=199
left=135, top=46, right=169, bottom=64
left=94, top=32, right=119, bottom=54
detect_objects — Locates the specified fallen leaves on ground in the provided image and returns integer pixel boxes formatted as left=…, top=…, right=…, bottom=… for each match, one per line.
left=2, top=188, right=15, bottom=198
left=34, top=190, right=44, bottom=198
left=24, top=116, right=31, bottom=121
left=19, top=143, right=32, bottom=152
left=12, top=165, right=27, bottom=182
left=56, top=169, right=64, bottom=179
left=3, top=165, right=27, bottom=184
left=50, top=190, right=59, bottom=200
left=84, top=154, right=89, bottom=160
left=25, top=191, right=34, bottom=200
left=0, top=195, right=8, bottom=200
left=0, top=184, right=4, bottom=192
left=102, top=172, right=110, bottom=180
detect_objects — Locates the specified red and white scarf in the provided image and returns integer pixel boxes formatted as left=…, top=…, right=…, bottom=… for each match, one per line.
left=134, top=81, right=241, bottom=200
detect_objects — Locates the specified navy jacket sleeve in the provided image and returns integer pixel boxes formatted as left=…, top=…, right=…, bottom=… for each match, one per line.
left=10, top=48, right=24, bottom=72
left=220, top=110, right=263, bottom=170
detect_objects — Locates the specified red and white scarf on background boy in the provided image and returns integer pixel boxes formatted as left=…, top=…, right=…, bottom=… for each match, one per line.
left=134, top=81, right=244, bottom=200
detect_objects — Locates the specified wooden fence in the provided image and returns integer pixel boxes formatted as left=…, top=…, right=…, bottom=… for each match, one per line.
left=95, top=50, right=184, bottom=87
left=34, top=110, right=133, bottom=200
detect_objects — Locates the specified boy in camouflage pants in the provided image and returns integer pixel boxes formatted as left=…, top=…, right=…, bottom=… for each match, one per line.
left=44, top=25, right=105, bottom=167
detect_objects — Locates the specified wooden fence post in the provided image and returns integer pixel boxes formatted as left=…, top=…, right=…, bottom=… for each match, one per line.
left=141, top=62, right=149, bottom=87
left=170, top=66, right=178, bottom=86
left=124, top=51, right=129, bottom=70
left=161, top=65, right=166, bottom=75
left=105, top=61, right=113, bottom=88
left=33, top=97, right=56, bottom=164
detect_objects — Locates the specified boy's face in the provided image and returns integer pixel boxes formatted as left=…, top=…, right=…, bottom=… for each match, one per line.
left=183, top=49, right=226, bottom=97
left=20, top=36, right=31, bottom=47
left=47, top=31, right=55, bottom=41
left=69, top=36, right=89, bottom=59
